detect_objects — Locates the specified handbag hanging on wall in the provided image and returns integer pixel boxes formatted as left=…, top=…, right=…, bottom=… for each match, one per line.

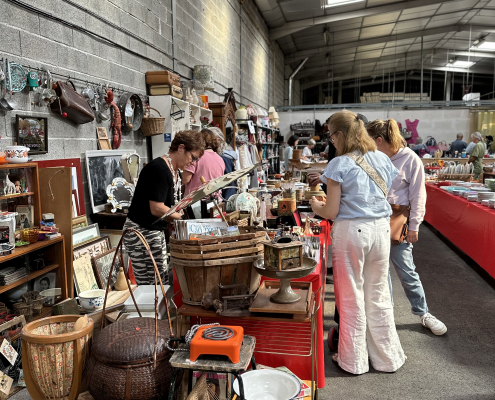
left=50, top=81, right=95, bottom=124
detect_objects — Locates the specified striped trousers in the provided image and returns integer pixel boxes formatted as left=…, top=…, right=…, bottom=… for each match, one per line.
left=123, top=218, right=168, bottom=285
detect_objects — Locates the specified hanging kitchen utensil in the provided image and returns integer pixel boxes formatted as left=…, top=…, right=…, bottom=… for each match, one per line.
left=82, top=84, right=95, bottom=100
left=0, top=59, right=12, bottom=111
left=0, top=64, right=4, bottom=82
left=41, top=68, right=57, bottom=105
left=105, top=88, right=122, bottom=148
left=27, top=71, right=39, bottom=90
left=96, top=85, right=109, bottom=122
left=6, top=61, right=27, bottom=93
left=4, top=59, right=17, bottom=110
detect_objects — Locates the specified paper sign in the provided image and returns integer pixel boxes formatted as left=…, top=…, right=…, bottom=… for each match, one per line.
left=0, top=372, right=13, bottom=395
left=164, top=133, right=171, bottom=142
left=0, top=339, right=17, bottom=366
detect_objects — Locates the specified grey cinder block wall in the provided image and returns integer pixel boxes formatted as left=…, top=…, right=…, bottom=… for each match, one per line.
left=0, top=0, right=300, bottom=215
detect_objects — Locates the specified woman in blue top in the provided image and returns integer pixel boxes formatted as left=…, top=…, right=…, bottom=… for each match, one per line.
left=310, top=110, right=405, bottom=375
left=284, top=135, right=299, bottom=172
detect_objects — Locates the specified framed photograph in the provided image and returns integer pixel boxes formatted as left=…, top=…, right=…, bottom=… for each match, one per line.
left=32, top=271, right=57, bottom=293
left=35, top=158, right=86, bottom=216
left=73, top=236, right=110, bottom=260
left=73, top=223, right=100, bottom=247
left=16, top=115, right=48, bottom=155
left=73, top=255, right=99, bottom=294
left=72, top=215, right=88, bottom=230
left=92, top=248, right=121, bottom=290
left=15, top=205, right=34, bottom=231
left=86, top=150, right=135, bottom=213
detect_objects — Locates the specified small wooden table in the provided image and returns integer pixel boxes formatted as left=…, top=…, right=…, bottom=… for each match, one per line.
left=168, top=335, right=256, bottom=400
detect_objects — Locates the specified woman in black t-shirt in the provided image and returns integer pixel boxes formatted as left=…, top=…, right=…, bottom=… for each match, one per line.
left=124, top=130, right=205, bottom=285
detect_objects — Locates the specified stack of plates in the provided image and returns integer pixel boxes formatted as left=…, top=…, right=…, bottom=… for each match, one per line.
left=489, top=199, right=495, bottom=209
left=471, top=187, right=491, bottom=193
left=452, top=189, right=465, bottom=196
left=478, top=192, right=494, bottom=202
left=482, top=199, right=490, bottom=206
left=0, top=267, right=27, bottom=286
left=461, top=191, right=478, bottom=198
left=486, top=179, right=495, bottom=191
left=467, top=194, right=478, bottom=202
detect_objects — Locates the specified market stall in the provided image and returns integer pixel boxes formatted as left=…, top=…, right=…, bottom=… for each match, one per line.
left=424, top=184, right=495, bottom=278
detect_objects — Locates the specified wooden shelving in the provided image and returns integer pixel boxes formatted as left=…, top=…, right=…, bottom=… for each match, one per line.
left=0, top=263, right=60, bottom=294
left=0, top=236, right=63, bottom=263
left=0, top=162, right=39, bottom=170
left=0, top=192, right=34, bottom=201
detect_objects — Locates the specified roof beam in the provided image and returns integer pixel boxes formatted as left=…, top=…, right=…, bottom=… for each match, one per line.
left=284, top=25, right=495, bottom=65
left=271, top=0, right=451, bottom=41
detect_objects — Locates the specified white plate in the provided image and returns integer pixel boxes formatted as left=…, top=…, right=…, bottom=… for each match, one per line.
left=233, top=370, right=301, bottom=400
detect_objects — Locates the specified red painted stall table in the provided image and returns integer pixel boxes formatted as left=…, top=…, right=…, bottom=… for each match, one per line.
left=424, top=184, right=495, bottom=278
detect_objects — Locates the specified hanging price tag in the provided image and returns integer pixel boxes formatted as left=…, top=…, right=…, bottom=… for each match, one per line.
left=247, top=120, right=255, bottom=134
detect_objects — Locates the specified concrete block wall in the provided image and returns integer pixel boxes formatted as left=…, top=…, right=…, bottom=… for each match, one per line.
left=0, top=0, right=295, bottom=215
left=277, top=108, right=471, bottom=145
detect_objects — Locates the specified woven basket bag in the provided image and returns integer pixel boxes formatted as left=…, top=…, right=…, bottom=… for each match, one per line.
left=86, top=228, right=180, bottom=400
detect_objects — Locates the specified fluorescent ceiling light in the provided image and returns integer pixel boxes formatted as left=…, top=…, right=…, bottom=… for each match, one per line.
left=446, top=60, right=475, bottom=68
left=472, top=40, right=495, bottom=51
left=321, top=0, right=365, bottom=8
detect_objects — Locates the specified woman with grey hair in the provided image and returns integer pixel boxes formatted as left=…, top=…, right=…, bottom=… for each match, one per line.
left=468, top=131, right=485, bottom=179
left=302, top=138, right=316, bottom=159
left=208, top=127, right=238, bottom=200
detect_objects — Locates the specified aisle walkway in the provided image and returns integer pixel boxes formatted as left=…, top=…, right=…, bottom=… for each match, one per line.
left=320, top=223, right=495, bottom=400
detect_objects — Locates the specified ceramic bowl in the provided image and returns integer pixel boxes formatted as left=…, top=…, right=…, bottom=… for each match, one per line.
left=40, top=288, right=62, bottom=305
left=233, top=369, right=301, bottom=400
left=4, top=145, right=29, bottom=164
left=78, top=289, right=106, bottom=311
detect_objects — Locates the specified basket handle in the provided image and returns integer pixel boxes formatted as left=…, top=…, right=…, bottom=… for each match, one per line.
left=145, top=106, right=162, bottom=118
left=100, top=228, right=174, bottom=368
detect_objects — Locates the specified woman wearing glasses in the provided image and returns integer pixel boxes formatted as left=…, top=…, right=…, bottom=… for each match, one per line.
left=124, top=130, right=205, bottom=285
left=310, top=110, right=405, bottom=375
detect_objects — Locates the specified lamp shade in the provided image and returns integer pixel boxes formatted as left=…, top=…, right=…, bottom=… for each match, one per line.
left=268, top=106, right=276, bottom=113
left=272, top=112, right=279, bottom=119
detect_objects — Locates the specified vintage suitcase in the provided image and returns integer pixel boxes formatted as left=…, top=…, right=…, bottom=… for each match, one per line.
left=52, top=298, right=80, bottom=315
left=146, top=70, right=181, bottom=86
left=149, top=84, right=183, bottom=99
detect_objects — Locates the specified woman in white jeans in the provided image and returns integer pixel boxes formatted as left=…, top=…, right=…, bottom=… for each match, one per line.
left=310, top=110, right=405, bottom=374
left=368, top=118, right=447, bottom=335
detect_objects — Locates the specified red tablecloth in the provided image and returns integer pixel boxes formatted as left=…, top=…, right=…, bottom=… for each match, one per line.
left=172, top=221, right=330, bottom=389
left=425, top=184, right=495, bottom=278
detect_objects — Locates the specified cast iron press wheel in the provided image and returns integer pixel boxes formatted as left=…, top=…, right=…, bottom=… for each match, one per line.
left=327, top=327, right=339, bottom=351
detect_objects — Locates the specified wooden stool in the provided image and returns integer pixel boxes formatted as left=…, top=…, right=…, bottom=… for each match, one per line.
left=167, top=335, right=256, bottom=400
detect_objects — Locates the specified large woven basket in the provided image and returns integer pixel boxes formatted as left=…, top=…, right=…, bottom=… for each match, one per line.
left=437, top=173, right=474, bottom=182
left=169, top=229, right=264, bottom=306
left=21, top=315, right=94, bottom=400
left=141, top=107, right=165, bottom=137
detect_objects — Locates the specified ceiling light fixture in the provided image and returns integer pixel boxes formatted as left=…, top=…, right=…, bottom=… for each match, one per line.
left=471, top=39, right=495, bottom=51
left=320, top=0, right=365, bottom=8
left=446, top=59, right=475, bottom=68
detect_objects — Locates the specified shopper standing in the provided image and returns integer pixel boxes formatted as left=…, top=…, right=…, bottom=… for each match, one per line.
left=368, top=119, right=447, bottom=336
left=124, top=130, right=205, bottom=284
left=284, top=135, right=299, bottom=172
left=310, top=110, right=405, bottom=375
left=450, top=133, right=467, bottom=155
left=302, top=139, right=316, bottom=159
left=468, top=131, right=485, bottom=180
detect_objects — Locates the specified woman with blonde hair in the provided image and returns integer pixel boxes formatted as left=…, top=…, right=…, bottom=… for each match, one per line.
left=368, top=118, right=447, bottom=335
left=310, top=110, right=405, bottom=375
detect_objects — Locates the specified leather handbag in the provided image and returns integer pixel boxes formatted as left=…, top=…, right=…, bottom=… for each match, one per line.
left=390, top=204, right=410, bottom=245
left=51, top=81, right=95, bottom=124
left=86, top=228, right=180, bottom=400
left=344, top=153, right=409, bottom=244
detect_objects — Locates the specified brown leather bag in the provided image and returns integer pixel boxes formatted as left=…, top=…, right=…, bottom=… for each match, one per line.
left=51, top=81, right=95, bottom=124
left=390, top=204, right=410, bottom=245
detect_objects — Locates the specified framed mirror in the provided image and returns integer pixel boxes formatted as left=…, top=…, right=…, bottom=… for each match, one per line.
left=16, top=115, right=48, bottom=155
left=106, top=177, right=134, bottom=213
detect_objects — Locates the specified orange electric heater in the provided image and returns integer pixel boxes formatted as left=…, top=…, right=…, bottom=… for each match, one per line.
left=189, top=326, right=244, bottom=364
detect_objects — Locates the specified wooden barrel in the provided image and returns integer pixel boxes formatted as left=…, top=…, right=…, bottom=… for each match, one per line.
left=21, top=315, right=94, bottom=400
left=169, top=230, right=265, bottom=306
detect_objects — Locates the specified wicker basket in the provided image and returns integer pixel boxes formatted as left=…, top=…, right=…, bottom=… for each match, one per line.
left=169, top=229, right=264, bottom=306
left=0, top=302, right=9, bottom=313
left=22, top=291, right=46, bottom=314
left=21, top=315, right=93, bottom=400
left=21, top=227, right=39, bottom=244
left=141, top=107, right=165, bottom=137
left=13, top=302, right=33, bottom=322
left=437, top=173, right=474, bottom=182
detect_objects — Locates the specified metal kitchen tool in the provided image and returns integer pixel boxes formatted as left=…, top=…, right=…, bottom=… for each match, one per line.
left=4, top=59, right=16, bottom=109
left=6, top=61, right=26, bottom=93
left=41, top=68, right=57, bottom=105
left=0, top=60, right=12, bottom=110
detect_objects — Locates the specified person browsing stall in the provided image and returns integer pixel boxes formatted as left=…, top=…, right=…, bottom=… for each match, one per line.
left=450, top=133, right=467, bottom=155
left=368, top=118, right=447, bottom=336
left=310, top=110, right=405, bottom=375
left=124, top=130, right=205, bottom=285
left=468, top=131, right=485, bottom=179
left=302, top=139, right=316, bottom=159
left=284, top=135, right=299, bottom=172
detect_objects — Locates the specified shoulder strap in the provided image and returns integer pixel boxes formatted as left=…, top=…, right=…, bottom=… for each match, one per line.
left=344, top=153, right=388, bottom=198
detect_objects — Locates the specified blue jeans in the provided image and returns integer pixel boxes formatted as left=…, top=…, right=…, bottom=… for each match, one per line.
left=388, top=241, right=428, bottom=316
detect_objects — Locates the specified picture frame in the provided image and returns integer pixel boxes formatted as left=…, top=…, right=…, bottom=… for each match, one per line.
left=92, top=248, right=121, bottom=290
left=72, top=215, right=88, bottom=230
left=73, top=236, right=110, bottom=260
left=36, top=158, right=85, bottom=216
left=15, top=115, right=48, bottom=155
left=15, top=205, right=34, bottom=231
left=31, top=271, right=57, bottom=294
left=73, top=255, right=99, bottom=294
left=85, top=150, right=136, bottom=214
left=73, top=223, right=100, bottom=247
left=96, top=127, right=111, bottom=150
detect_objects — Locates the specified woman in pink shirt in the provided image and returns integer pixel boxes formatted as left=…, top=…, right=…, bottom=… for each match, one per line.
left=182, top=129, right=225, bottom=218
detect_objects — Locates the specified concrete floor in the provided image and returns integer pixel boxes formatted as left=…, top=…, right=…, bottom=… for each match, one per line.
left=11, top=224, right=495, bottom=400
left=319, top=223, right=495, bottom=400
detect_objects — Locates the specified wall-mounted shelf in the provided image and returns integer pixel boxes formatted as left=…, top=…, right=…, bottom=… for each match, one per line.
left=0, top=192, right=34, bottom=201
left=0, top=263, right=60, bottom=295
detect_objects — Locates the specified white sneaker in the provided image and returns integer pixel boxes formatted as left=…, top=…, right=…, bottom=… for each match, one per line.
left=420, top=313, right=447, bottom=335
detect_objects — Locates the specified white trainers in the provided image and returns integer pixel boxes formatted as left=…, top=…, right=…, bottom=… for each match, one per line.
left=420, top=313, right=447, bottom=335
